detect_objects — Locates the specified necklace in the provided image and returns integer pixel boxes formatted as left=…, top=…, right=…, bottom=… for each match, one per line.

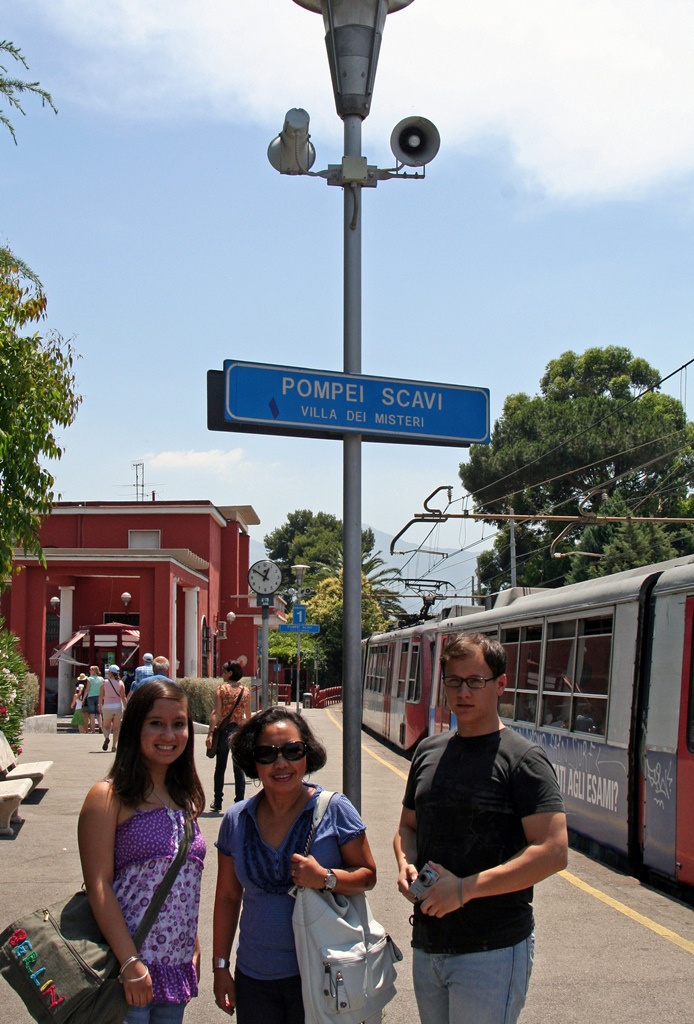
left=150, top=788, right=182, bottom=849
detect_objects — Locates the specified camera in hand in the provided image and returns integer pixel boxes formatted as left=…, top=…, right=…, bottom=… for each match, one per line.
left=409, top=864, right=440, bottom=900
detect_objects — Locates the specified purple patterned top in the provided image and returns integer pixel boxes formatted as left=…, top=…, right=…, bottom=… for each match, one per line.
left=113, top=808, right=206, bottom=1004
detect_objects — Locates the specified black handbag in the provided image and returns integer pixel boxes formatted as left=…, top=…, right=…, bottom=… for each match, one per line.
left=0, top=816, right=193, bottom=1024
left=206, top=688, right=244, bottom=758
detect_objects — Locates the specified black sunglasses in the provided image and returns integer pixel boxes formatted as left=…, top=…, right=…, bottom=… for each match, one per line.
left=253, top=741, right=308, bottom=765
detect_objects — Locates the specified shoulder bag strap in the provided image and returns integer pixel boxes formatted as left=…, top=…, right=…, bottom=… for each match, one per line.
left=301, top=790, right=335, bottom=857
left=132, top=814, right=194, bottom=950
left=216, top=687, right=244, bottom=733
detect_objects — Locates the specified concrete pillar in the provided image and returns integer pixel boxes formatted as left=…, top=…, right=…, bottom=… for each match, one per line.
left=183, top=587, right=199, bottom=679
left=57, top=586, right=75, bottom=715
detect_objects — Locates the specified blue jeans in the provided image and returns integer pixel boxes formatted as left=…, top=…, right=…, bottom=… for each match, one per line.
left=125, top=1003, right=186, bottom=1024
left=213, top=723, right=246, bottom=806
left=412, top=936, right=534, bottom=1024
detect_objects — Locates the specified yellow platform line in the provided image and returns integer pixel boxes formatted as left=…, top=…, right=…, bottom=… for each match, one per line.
left=560, top=870, right=694, bottom=955
left=325, top=708, right=409, bottom=781
left=324, top=711, right=694, bottom=956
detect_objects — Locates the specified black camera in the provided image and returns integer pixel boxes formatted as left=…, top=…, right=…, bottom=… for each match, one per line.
left=409, top=864, right=440, bottom=900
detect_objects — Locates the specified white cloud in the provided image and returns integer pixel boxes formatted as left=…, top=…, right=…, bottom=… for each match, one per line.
left=145, top=448, right=246, bottom=473
left=22, top=0, right=694, bottom=197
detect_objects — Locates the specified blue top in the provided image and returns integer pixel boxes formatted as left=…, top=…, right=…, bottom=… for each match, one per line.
left=133, top=664, right=154, bottom=687
left=215, top=783, right=366, bottom=980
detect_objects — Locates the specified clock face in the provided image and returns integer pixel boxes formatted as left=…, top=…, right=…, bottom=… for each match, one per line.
left=248, top=559, right=282, bottom=595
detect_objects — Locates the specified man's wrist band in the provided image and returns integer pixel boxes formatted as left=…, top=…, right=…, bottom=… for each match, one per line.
left=213, top=957, right=230, bottom=970
left=458, top=877, right=463, bottom=908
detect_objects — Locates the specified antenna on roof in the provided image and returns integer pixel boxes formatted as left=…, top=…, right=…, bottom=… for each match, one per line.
left=132, top=461, right=145, bottom=502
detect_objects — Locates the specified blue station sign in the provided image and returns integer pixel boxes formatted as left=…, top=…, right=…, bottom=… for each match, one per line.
left=210, top=360, right=490, bottom=447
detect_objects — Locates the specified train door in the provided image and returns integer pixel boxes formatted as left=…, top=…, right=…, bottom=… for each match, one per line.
left=676, top=597, right=694, bottom=886
left=430, top=630, right=455, bottom=735
left=383, top=642, right=396, bottom=742
left=388, top=640, right=409, bottom=746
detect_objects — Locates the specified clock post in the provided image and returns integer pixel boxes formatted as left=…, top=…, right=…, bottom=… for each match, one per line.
left=248, top=559, right=283, bottom=709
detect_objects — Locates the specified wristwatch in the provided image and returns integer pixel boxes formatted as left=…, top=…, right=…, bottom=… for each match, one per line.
left=212, top=957, right=230, bottom=971
left=323, top=870, right=338, bottom=892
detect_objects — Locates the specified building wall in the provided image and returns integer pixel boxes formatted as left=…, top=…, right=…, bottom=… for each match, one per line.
left=5, top=501, right=258, bottom=711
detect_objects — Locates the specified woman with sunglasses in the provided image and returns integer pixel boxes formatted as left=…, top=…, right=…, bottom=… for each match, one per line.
left=211, top=707, right=377, bottom=1023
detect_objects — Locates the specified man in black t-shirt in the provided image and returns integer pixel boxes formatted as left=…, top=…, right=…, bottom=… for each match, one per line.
left=394, top=633, right=567, bottom=1024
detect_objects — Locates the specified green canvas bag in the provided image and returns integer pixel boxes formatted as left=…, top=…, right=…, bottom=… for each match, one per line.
left=0, top=816, right=192, bottom=1024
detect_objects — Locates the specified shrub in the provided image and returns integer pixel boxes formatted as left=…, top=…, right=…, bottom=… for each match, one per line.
left=177, top=676, right=219, bottom=725
left=0, top=623, right=30, bottom=755
left=22, top=673, right=39, bottom=717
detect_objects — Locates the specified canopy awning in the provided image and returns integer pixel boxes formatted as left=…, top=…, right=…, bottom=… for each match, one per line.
left=49, top=629, right=88, bottom=666
left=49, top=626, right=141, bottom=665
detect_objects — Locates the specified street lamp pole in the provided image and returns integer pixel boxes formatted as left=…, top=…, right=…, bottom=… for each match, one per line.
left=283, top=0, right=425, bottom=809
left=292, top=564, right=310, bottom=712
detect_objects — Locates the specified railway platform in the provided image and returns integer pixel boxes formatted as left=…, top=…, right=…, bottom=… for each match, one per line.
left=1, top=707, right=692, bottom=1024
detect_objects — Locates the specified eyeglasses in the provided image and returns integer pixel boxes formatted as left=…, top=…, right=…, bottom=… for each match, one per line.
left=253, top=741, right=308, bottom=764
left=442, top=675, right=498, bottom=690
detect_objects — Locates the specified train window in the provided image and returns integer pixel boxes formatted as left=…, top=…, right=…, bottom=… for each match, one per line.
left=407, top=644, right=421, bottom=702
left=541, top=623, right=575, bottom=728
left=385, top=645, right=395, bottom=697
left=538, top=616, right=612, bottom=736
left=499, top=628, right=519, bottom=721
left=397, top=643, right=409, bottom=699
left=514, top=625, right=542, bottom=725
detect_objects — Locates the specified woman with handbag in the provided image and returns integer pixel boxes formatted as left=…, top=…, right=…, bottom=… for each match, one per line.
left=212, top=707, right=377, bottom=1024
left=78, top=679, right=207, bottom=1023
left=206, top=661, right=251, bottom=812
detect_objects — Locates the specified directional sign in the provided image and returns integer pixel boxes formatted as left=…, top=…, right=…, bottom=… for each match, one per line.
left=207, top=361, right=489, bottom=447
left=279, top=623, right=321, bottom=634
left=293, top=604, right=307, bottom=626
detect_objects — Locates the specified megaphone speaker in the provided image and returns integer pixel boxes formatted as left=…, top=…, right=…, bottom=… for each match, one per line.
left=390, top=116, right=441, bottom=167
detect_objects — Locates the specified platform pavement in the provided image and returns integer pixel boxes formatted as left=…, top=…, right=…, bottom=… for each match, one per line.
left=1, top=709, right=693, bottom=1024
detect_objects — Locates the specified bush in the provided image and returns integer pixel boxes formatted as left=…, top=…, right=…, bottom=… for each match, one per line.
left=22, top=673, right=39, bottom=717
left=0, top=623, right=31, bottom=755
left=177, top=677, right=219, bottom=725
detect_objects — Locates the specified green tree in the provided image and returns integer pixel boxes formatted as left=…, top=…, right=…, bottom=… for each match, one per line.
left=312, top=545, right=404, bottom=622
left=0, top=620, right=32, bottom=754
left=460, top=347, right=694, bottom=591
left=1, top=40, right=56, bottom=143
left=0, top=251, right=81, bottom=583
left=306, top=572, right=391, bottom=685
left=264, top=509, right=375, bottom=593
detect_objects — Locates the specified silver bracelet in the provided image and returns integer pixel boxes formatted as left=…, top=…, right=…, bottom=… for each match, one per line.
left=120, top=967, right=149, bottom=985
left=458, top=877, right=464, bottom=908
left=118, top=955, right=144, bottom=980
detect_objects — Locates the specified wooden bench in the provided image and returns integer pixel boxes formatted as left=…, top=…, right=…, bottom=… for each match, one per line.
left=0, top=777, right=33, bottom=835
left=0, top=731, right=54, bottom=795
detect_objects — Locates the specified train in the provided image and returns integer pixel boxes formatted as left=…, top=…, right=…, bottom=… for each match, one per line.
left=362, top=554, right=694, bottom=895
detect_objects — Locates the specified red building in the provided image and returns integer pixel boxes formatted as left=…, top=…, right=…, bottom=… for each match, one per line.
left=1, top=500, right=272, bottom=715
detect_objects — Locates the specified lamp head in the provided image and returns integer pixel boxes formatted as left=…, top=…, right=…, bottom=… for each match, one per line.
left=292, top=0, right=416, bottom=120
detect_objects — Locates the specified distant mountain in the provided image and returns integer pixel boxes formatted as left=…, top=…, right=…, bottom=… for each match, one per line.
left=249, top=527, right=464, bottom=615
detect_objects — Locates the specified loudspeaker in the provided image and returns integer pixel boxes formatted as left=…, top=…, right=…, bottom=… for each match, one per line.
left=390, top=116, right=440, bottom=167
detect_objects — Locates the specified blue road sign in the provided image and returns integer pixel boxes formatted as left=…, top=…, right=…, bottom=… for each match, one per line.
left=279, top=623, right=321, bottom=634
left=217, top=360, right=490, bottom=447
left=293, top=604, right=307, bottom=626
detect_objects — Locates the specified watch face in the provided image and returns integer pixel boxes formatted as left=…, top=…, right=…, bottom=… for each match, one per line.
left=324, top=870, right=338, bottom=891
left=248, top=559, right=282, bottom=595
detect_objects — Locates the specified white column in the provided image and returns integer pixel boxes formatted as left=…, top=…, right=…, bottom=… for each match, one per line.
left=57, top=586, right=75, bottom=716
left=183, top=587, right=199, bottom=679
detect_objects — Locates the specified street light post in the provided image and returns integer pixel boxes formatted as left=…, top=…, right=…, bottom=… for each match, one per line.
left=273, top=0, right=435, bottom=809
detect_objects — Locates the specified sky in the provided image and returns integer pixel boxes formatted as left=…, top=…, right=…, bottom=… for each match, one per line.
left=3, top=0, right=694, bottom=603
